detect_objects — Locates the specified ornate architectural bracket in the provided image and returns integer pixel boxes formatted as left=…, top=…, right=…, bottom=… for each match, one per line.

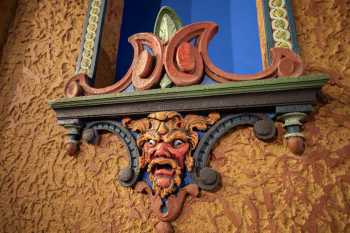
left=51, top=77, right=327, bottom=233
left=49, top=4, right=328, bottom=233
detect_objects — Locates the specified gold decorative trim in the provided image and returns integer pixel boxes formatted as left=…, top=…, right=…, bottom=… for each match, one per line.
left=269, top=0, right=292, bottom=49
left=79, top=0, right=102, bottom=77
left=257, top=0, right=295, bottom=68
left=256, top=0, right=269, bottom=68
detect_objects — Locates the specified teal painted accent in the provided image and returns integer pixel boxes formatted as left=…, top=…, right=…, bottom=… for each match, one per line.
left=49, top=75, right=328, bottom=109
left=263, top=1, right=274, bottom=65
left=263, top=0, right=300, bottom=65
left=285, top=0, right=300, bottom=54
left=75, top=0, right=107, bottom=80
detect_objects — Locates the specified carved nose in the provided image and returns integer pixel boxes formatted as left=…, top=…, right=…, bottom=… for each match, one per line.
left=154, top=143, right=171, bottom=158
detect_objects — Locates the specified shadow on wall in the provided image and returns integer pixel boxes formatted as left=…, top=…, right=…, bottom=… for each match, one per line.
left=0, top=0, right=17, bottom=59
left=94, top=0, right=124, bottom=88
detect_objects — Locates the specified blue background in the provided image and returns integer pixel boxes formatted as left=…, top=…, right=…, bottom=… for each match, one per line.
left=115, top=0, right=262, bottom=83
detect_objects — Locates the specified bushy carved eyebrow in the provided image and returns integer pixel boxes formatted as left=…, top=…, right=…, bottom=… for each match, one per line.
left=143, top=131, right=160, bottom=140
left=137, top=130, right=160, bottom=146
left=162, top=129, right=189, bottom=143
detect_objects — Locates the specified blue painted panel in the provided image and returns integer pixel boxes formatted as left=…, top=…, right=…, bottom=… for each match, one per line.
left=160, top=0, right=191, bottom=25
left=190, top=0, right=234, bottom=73
left=115, top=0, right=262, bottom=82
left=115, top=0, right=161, bottom=81
left=230, top=1, right=262, bottom=74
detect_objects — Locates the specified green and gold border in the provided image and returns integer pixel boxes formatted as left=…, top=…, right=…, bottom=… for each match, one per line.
left=257, top=0, right=300, bottom=68
left=75, top=0, right=106, bottom=79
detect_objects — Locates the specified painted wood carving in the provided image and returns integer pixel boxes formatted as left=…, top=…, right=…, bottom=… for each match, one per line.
left=49, top=3, right=328, bottom=233
left=66, top=22, right=303, bottom=96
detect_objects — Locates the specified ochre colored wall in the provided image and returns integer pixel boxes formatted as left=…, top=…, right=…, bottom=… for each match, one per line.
left=0, top=1, right=349, bottom=233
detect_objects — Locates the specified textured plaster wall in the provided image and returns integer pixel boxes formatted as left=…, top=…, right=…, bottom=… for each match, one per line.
left=0, top=0, right=349, bottom=233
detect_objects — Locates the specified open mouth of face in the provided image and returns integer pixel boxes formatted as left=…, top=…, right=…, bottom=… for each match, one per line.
left=148, top=158, right=181, bottom=189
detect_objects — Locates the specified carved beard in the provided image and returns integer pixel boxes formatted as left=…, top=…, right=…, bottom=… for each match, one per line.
left=142, top=152, right=193, bottom=198
left=148, top=158, right=182, bottom=198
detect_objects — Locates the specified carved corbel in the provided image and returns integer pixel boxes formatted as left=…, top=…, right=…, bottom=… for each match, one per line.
left=276, top=105, right=312, bottom=155
left=278, top=112, right=308, bottom=155
left=115, top=112, right=278, bottom=232
left=121, top=112, right=219, bottom=232
left=58, top=119, right=82, bottom=156
left=49, top=5, right=329, bottom=233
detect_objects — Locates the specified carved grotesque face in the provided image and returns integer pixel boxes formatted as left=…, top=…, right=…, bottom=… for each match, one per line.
left=141, top=128, right=193, bottom=197
left=124, top=112, right=219, bottom=198
left=137, top=113, right=194, bottom=197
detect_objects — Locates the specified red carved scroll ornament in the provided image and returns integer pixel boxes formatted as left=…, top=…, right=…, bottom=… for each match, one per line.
left=65, top=22, right=304, bottom=97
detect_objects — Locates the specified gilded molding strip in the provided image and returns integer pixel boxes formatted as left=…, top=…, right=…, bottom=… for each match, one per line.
left=269, top=0, right=292, bottom=49
left=258, top=0, right=300, bottom=66
left=76, top=0, right=106, bottom=78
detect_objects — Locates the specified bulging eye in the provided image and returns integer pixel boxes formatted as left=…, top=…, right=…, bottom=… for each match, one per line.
left=147, top=139, right=156, bottom=146
left=172, top=139, right=184, bottom=148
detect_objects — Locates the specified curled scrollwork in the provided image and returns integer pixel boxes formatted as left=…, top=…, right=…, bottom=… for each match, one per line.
left=176, top=22, right=304, bottom=82
left=82, top=121, right=140, bottom=187
left=65, top=33, right=163, bottom=97
left=65, top=22, right=304, bottom=97
left=192, top=113, right=276, bottom=191
left=164, top=38, right=204, bottom=86
left=130, top=33, right=164, bottom=90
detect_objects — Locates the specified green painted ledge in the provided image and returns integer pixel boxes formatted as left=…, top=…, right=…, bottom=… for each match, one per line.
left=49, top=74, right=328, bottom=109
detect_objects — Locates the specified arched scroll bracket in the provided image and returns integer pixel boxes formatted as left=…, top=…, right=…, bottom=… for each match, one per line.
left=81, top=121, right=140, bottom=187
left=192, top=113, right=276, bottom=191
left=53, top=109, right=321, bottom=233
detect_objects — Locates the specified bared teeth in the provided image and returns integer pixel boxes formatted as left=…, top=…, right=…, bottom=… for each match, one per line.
left=147, top=158, right=183, bottom=197
left=154, top=168, right=174, bottom=177
left=147, top=158, right=178, bottom=174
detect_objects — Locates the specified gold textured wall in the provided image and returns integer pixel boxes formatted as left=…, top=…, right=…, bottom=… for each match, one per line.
left=0, top=1, right=349, bottom=233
